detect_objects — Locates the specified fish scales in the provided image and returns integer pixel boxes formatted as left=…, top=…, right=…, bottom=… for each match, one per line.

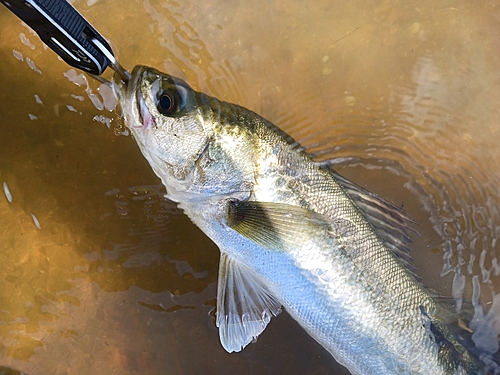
left=114, top=65, right=485, bottom=375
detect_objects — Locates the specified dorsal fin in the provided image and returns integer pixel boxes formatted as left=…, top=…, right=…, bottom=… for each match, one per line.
left=330, top=169, right=420, bottom=273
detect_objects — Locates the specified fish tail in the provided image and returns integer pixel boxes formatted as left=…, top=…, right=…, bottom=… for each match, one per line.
left=426, top=286, right=500, bottom=374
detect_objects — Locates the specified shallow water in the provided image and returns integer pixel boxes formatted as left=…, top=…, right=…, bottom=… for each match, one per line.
left=0, top=0, right=500, bottom=374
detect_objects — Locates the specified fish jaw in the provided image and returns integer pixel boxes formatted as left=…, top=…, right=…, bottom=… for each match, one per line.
left=137, top=91, right=156, bottom=130
left=112, top=65, right=143, bottom=129
left=114, top=66, right=223, bottom=201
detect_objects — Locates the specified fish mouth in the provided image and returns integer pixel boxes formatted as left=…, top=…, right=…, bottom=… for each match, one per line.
left=136, top=88, right=156, bottom=129
left=113, top=65, right=155, bottom=130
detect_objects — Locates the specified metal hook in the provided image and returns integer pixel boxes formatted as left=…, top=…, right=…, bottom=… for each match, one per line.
left=88, top=73, right=112, bottom=88
left=91, top=38, right=131, bottom=84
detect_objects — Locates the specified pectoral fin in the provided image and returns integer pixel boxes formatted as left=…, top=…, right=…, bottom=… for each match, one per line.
left=226, top=200, right=334, bottom=252
left=216, top=252, right=281, bottom=353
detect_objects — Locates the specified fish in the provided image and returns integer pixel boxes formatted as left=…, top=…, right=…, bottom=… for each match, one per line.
left=113, top=65, right=497, bottom=374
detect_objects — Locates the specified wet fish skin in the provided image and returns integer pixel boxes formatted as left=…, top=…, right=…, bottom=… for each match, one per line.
left=114, top=65, right=483, bottom=375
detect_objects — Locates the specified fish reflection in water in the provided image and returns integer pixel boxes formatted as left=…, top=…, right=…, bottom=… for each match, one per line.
left=1, top=0, right=500, bottom=374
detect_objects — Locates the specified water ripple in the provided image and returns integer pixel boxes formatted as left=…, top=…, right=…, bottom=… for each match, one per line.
left=293, top=55, right=500, bottom=305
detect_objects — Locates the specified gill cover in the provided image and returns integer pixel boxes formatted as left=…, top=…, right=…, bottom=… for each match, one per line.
left=131, top=66, right=212, bottom=183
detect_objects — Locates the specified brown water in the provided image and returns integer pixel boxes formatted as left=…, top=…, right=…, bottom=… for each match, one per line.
left=0, top=0, right=500, bottom=374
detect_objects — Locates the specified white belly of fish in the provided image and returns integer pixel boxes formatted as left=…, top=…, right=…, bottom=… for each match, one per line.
left=178, top=197, right=457, bottom=375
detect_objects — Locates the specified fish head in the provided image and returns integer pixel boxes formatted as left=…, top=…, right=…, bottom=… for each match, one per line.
left=114, top=65, right=213, bottom=197
left=114, top=65, right=255, bottom=202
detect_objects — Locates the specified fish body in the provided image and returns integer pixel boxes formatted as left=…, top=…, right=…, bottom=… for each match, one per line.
left=114, top=66, right=484, bottom=374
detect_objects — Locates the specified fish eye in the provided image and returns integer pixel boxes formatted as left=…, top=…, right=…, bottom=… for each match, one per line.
left=156, top=90, right=176, bottom=115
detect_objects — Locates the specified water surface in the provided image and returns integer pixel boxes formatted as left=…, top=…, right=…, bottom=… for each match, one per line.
left=0, top=0, right=500, bottom=374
